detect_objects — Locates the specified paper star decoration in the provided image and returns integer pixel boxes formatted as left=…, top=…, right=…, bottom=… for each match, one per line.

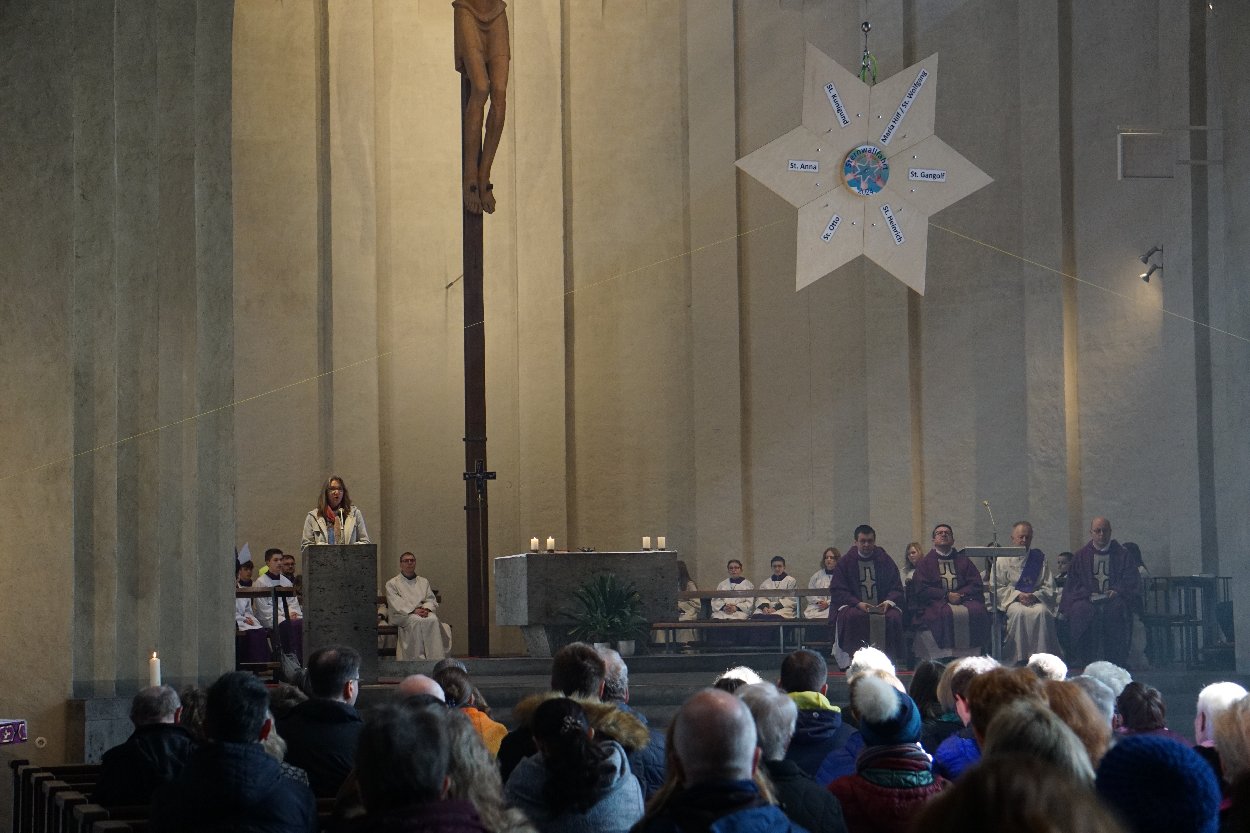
left=736, top=46, right=992, bottom=294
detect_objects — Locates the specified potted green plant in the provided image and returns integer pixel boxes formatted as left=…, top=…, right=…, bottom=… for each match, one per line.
left=564, top=573, right=649, bottom=655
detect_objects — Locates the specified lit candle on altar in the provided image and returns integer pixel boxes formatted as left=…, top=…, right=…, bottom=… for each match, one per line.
left=642, top=536, right=651, bottom=550
left=657, top=536, right=667, bottom=550
left=546, top=536, right=555, bottom=552
left=149, top=652, right=161, bottom=687
left=529, top=537, right=540, bottom=552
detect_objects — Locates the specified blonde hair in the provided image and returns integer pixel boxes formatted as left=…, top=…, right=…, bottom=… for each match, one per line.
left=1215, top=696, right=1250, bottom=784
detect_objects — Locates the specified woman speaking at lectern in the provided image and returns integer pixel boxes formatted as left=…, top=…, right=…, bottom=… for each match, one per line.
left=301, top=475, right=371, bottom=556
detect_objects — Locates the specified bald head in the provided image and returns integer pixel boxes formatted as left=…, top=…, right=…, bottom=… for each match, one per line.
left=397, top=674, right=445, bottom=702
left=673, top=688, right=759, bottom=784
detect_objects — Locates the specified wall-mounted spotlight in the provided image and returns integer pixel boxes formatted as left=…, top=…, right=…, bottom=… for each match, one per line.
left=1139, top=244, right=1163, bottom=282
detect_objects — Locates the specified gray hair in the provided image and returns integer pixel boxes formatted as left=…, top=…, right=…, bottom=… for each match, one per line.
left=1082, top=661, right=1131, bottom=698
left=131, top=685, right=181, bottom=726
left=1196, top=682, right=1249, bottom=744
left=982, top=700, right=1095, bottom=784
left=1070, top=676, right=1117, bottom=727
left=737, top=683, right=797, bottom=761
left=597, top=647, right=629, bottom=702
left=1027, top=653, right=1068, bottom=681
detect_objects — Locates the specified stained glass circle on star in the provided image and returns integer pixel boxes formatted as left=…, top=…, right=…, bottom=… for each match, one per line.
left=843, top=145, right=890, bottom=196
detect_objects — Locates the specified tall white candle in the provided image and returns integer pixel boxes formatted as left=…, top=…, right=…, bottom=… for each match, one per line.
left=546, top=536, right=556, bottom=552
left=642, top=536, right=652, bottom=550
left=530, top=537, right=540, bottom=552
left=657, top=536, right=667, bottom=550
left=149, top=652, right=161, bottom=687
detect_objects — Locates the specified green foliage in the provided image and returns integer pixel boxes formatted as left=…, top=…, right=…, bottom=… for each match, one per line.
left=564, top=573, right=649, bottom=643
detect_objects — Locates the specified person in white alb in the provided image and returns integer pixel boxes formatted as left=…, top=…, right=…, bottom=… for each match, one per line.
left=755, top=556, right=798, bottom=619
left=802, top=548, right=841, bottom=620
left=385, top=551, right=449, bottom=660
left=254, top=548, right=303, bottom=661
left=712, top=560, right=754, bottom=620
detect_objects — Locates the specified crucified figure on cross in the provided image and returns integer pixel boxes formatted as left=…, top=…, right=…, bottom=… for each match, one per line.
left=454, top=0, right=510, bottom=214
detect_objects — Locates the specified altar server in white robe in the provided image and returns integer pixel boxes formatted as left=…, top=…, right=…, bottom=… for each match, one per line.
left=712, top=559, right=754, bottom=620
left=802, top=547, right=841, bottom=620
left=254, top=548, right=303, bottom=661
left=988, top=521, right=1060, bottom=664
left=755, top=556, right=798, bottom=619
left=386, top=551, right=449, bottom=660
left=235, top=547, right=270, bottom=664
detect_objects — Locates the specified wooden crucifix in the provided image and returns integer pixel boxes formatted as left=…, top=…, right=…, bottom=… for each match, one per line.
left=456, top=0, right=509, bottom=656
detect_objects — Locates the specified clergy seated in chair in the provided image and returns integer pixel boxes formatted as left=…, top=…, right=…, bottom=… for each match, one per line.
left=912, top=524, right=989, bottom=662
left=386, top=551, right=451, bottom=661
left=987, top=521, right=1060, bottom=665
left=828, top=525, right=905, bottom=668
left=1057, top=517, right=1140, bottom=668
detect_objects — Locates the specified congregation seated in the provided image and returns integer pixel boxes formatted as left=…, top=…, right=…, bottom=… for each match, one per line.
left=909, top=660, right=959, bottom=754
left=711, top=665, right=763, bottom=694
left=913, top=755, right=1121, bottom=833
left=737, top=683, right=848, bottom=833
left=503, top=698, right=644, bottom=833
left=826, top=673, right=947, bottom=831
left=496, top=642, right=655, bottom=793
left=930, top=656, right=998, bottom=780
left=1097, top=735, right=1222, bottom=833
left=632, top=688, right=806, bottom=833
left=827, top=525, right=905, bottom=668
left=276, top=645, right=365, bottom=798
left=912, top=524, right=989, bottom=661
left=1043, top=678, right=1114, bottom=769
left=434, top=666, right=508, bottom=757
left=152, top=671, right=317, bottom=833
left=95, top=685, right=196, bottom=807
left=1193, top=681, right=1248, bottom=789
left=345, top=702, right=491, bottom=833
left=776, top=648, right=862, bottom=784
left=1116, top=681, right=1189, bottom=744
left=597, top=646, right=667, bottom=798
left=1026, top=651, right=1068, bottom=681
left=980, top=700, right=1095, bottom=784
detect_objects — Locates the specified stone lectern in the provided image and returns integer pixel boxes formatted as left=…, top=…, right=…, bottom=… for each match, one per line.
left=303, top=544, right=378, bottom=682
left=495, top=551, right=677, bottom=657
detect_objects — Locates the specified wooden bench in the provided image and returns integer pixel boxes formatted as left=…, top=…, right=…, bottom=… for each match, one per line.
left=10, top=761, right=101, bottom=833
left=649, top=588, right=834, bottom=652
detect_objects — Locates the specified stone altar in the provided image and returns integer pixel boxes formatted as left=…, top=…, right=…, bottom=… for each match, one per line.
left=495, top=550, right=678, bottom=657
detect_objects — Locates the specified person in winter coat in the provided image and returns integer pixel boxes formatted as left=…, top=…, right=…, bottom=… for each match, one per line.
left=505, top=698, right=643, bottom=833
left=827, top=674, right=946, bottom=833
left=95, top=685, right=197, bottom=807
left=738, top=683, right=848, bottom=833
left=152, top=672, right=317, bottom=833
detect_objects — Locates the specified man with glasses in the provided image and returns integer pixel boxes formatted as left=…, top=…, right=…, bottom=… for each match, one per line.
left=385, top=551, right=449, bottom=660
left=275, top=646, right=364, bottom=798
left=913, top=524, right=988, bottom=661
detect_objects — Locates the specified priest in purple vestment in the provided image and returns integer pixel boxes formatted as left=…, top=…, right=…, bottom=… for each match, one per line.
left=913, top=524, right=988, bottom=661
left=1058, top=516, right=1140, bottom=668
left=828, top=524, right=905, bottom=667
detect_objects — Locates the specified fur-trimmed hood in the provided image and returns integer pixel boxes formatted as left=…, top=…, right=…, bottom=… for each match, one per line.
left=509, top=691, right=651, bottom=752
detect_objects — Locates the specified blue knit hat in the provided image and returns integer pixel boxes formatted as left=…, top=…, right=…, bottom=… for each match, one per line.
left=1096, top=735, right=1221, bottom=833
left=853, top=675, right=922, bottom=747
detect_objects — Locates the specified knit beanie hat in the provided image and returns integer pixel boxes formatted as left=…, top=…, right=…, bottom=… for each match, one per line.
left=1096, top=734, right=1221, bottom=833
left=853, top=675, right=922, bottom=747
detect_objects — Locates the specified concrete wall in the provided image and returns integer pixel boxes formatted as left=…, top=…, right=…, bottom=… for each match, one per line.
left=4, top=0, right=1250, bottom=781
left=0, top=0, right=235, bottom=787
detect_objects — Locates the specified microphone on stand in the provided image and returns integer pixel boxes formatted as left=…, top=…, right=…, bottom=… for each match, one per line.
left=338, top=508, right=346, bottom=543
left=982, top=500, right=998, bottom=546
